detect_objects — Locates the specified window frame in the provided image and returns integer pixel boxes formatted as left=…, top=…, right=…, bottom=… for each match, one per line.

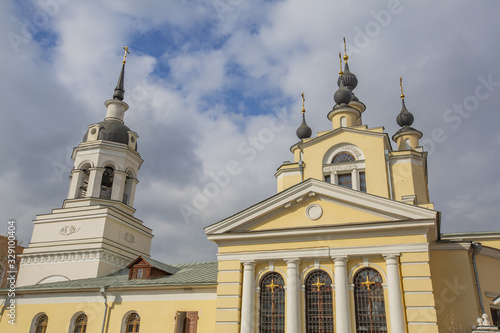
left=304, top=270, right=334, bottom=333
left=259, top=272, right=286, bottom=333
left=122, top=312, right=141, bottom=333
left=353, top=268, right=388, bottom=333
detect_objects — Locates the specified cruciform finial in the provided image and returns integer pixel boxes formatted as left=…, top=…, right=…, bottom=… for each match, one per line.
left=343, top=37, right=349, bottom=63
left=400, top=76, right=405, bottom=100
left=339, top=52, right=343, bottom=76
left=122, top=46, right=130, bottom=64
left=301, top=93, right=305, bottom=114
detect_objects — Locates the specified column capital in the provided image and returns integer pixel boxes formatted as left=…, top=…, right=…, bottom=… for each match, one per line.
left=284, top=258, right=300, bottom=264
left=332, top=256, right=348, bottom=264
left=241, top=260, right=256, bottom=267
left=383, top=253, right=401, bottom=262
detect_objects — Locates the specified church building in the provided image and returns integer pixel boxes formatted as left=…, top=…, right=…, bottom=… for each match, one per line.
left=0, top=45, right=499, bottom=333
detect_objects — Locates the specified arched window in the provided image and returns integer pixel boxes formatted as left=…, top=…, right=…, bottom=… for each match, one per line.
left=305, top=270, right=334, bottom=332
left=122, top=170, right=134, bottom=205
left=77, top=164, right=91, bottom=199
left=125, top=312, right=140, bottom=333
left=100, top=167, right=114, bottom=199
left=34, top=314, right=48, bottom=333
left=332, top=152, right=355, bottom=164
left=259, top=272, right=285, bottom=333
left=354, top=268, right=387, bottom=333
left=73, top=313, right=88, bottom=333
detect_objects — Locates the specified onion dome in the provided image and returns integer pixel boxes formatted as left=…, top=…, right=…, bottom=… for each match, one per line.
left=396, top=77, right=414, bottom=127
left=336, top=38, right=359, bottom=102
left=296, top=93, right=312, bottom=139
left=336, top=62, right=358, bottom=90
left=396, top=99, right=414, bottom=127
left=334, top=76, right=352, bottom=105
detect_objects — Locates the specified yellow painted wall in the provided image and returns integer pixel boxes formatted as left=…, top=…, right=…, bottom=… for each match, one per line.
left=247, top=198, right=388, bottom=232
left=429, top=249, right=480, bottom=332
left=0, top=292, right=217, bottom=332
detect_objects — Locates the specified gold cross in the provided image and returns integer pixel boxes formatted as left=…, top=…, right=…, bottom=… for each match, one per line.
left=361, top=275, right=375, bottom=290
left=312, top=277, right=325, bottom=290
left=343, top=37, right=349, bottom=62
left=301, top=93, right=305, bottom=113
left=122, top=46, right=130, bottom=64
left=400, top=76, right=405, bottom=100
left=266, top=279, right=279, bottom=293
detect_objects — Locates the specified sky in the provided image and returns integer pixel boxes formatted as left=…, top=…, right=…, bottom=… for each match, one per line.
left=1, top=0, right=500, bottom=264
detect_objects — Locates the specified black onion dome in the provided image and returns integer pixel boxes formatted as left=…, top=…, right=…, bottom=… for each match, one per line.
left=83, top=119, right=136, bottom=150
left=337, top=62, right=358, bottom=89
left=396, top=100, right=414, bottom=127
left=334, top=77, right=352, bottom=105
left=296, top=114, right=312, bottom=139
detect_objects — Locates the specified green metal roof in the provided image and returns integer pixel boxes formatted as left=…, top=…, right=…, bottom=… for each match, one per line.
left=15, top=261, right=218, bottom=293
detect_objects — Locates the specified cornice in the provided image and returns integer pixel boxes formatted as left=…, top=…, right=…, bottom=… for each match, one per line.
left=217, top=243, right=429, bottom=261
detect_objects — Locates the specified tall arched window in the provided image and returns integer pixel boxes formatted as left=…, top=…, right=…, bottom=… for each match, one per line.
left=34, top=314, right=48, bottom=333
left=259, top=272, right=285, bottom=333
left=125, top=312, right=140, bottom=333
left=100, top=167, right=114, bottom=199
left=354, top=268, right=387, bottom=333
left=305, top=270, right=334, bottom=332
left=73, top=313, right=88, bottom=333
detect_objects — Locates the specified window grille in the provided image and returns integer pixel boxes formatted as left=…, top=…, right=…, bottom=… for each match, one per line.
left=305, top=270, right=334, bottom=333
left=259, top=272, right=285, bottom=333
left=354, top=268, right=387, bottom=333
left=338, top=174, right=352, bottom=189
left=126, top=313, right=140, bottom=333
left=360, top=172, right=367, bottom=192
left=34, top=314, right=48, bottom=333
left=332, top=152, right=355, bottom=164
left=74, top=313, right=88, bottom=333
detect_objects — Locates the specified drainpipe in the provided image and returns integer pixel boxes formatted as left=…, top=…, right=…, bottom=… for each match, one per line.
left=100, top=286, right=109, bottom=333
left=385, top=149, right=394, bottom=199
left=471, top=242, right=485, bottom=315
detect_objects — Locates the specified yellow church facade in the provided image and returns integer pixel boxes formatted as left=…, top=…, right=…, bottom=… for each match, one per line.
left=0, top=48, right=499, bottom=333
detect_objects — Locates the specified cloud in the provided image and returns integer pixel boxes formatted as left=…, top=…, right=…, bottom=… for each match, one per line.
left=1, top=0, right=500, bottom=265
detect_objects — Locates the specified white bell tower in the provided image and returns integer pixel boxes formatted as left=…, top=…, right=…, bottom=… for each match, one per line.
left=17, top=48, right=153, bottom=286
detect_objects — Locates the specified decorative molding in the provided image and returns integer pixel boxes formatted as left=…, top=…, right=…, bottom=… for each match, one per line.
left=122, top=232, right=136, bottom=243
left=20, top=249, right=130, bottom=267
left=217, top=243, right=428, bottom=262
left=305, top=204, right=323, bottom=221
left=57, top=225, right=81, bottom=236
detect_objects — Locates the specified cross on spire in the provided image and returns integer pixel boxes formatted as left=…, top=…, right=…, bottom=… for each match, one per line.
left=123, top=46, right=130, bottom=64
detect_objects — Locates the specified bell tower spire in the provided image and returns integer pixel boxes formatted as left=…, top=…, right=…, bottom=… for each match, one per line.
left=113, top=46, right=129, bottom=101
left=17, top=47, right=152, bottom=287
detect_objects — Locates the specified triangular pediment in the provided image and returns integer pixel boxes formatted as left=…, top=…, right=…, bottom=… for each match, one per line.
left=205, top=179, right=437, bottom=236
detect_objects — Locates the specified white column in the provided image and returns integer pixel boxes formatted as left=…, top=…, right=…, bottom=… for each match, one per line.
left=128, top=178, right=139, bottom=207
left=67, top=169, right=84, bottom=199
left=86, top=167, right=104, bottom=198
left=384, top=254, right=406, bottom=332
left=352, top=168, right=359, bottom=191
left=334, top=256, right=351, bottom=332
left=285, top=258, right=301, bottom=333
left=111, top=170, right=126, bottom=201
left=241, top=261, right=256, bottom=333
